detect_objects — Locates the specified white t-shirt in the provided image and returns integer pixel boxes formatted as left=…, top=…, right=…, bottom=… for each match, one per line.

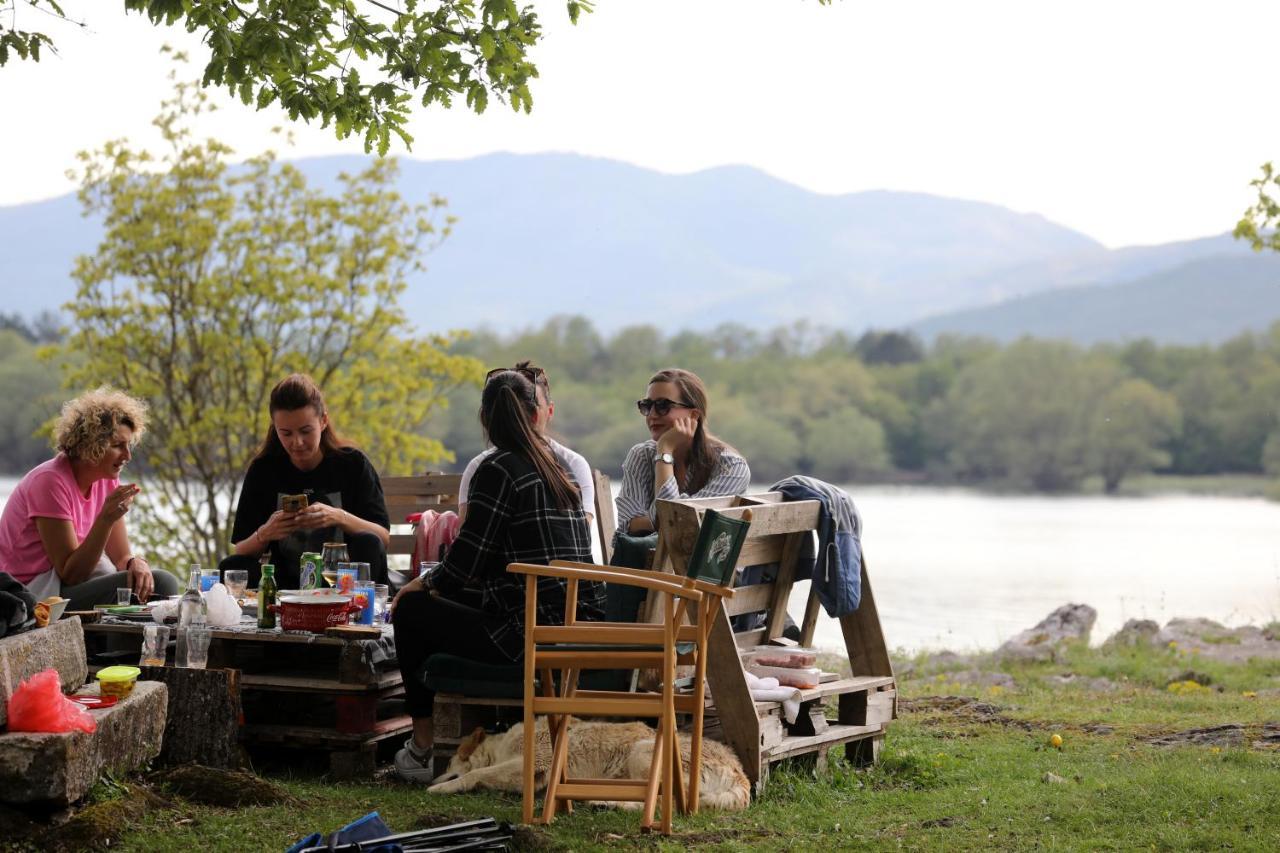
left=458, top=439, right=595, bottom=516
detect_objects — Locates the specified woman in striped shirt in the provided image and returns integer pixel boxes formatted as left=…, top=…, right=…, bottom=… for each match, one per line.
left=615, top=368, right=751, bottom=535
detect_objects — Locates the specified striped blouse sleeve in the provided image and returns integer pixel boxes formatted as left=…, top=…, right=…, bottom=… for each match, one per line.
left=616, top=442, right=752, bottom=533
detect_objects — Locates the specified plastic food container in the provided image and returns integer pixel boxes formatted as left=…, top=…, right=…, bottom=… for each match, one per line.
left=747, top=663, right=822, bottom=689
left=97, top=665, right=141, bottom=699
left=749, top=646, right=818, bottom=668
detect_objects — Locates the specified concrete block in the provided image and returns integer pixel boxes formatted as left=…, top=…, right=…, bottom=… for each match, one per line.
left=0, top=680, right=167, bottom=805
left=0, top=618, right=88, bottom=728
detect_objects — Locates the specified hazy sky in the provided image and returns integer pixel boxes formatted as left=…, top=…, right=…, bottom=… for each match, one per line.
left=3, top=0, right=1278, bottom=248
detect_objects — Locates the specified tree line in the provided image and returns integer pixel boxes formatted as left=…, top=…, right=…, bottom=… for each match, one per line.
left=425, top=317, right=1280, bottom=494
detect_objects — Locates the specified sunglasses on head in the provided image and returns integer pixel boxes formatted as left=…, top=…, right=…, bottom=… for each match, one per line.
left=486, top=365, right=546, bottom=385
left=636, top=398, right=695, bottom=417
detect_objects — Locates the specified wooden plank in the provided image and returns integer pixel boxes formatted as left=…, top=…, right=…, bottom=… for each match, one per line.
left=389, top=533, right=416, bottom=555
left=555, top=782, right=648, bottom=801
left=840, top=558, right=894, bottom=679
left=532, top=695, right=666, bottom=717
left=702, top=601, right=763, bottom=784
left=721, top=583, right=774, bottom=617
left=734, top=628, right=766, bottom=649
left=762, top=531, right=807, bottom=643
left=799, top=586, right=821, bottom=648
left=381, top=474, right=462, bottom=496
left=765, top=723, right=882, bottom=762
left=797, top=675, right=894, bottom=702
left=593, top=469, right=617, bottom=565
left=734, top=537, right=786, bottom=567
left=241, top=717, right=411, bottom=747
left=238, top=671, right=402, bottom=694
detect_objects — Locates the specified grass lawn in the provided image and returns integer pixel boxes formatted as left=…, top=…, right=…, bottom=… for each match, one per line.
left=13, top=643, right=1280, bottom=852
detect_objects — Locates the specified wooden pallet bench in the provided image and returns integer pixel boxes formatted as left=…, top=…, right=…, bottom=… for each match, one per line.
left=81, top=619, right=408, bottom=779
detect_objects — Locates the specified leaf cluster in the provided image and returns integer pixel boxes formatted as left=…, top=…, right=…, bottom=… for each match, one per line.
left=52, top=70, right=484, bottom=567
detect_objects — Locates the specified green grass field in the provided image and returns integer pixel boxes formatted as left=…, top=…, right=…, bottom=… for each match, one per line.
left=11, top=642, right=1280, bottom=852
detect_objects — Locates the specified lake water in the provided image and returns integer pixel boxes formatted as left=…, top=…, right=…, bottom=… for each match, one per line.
left=4, top=476, right=1277, bottom=654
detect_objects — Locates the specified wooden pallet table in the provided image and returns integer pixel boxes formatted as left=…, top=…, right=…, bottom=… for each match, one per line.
left=81, top=618, right=409, bottom=779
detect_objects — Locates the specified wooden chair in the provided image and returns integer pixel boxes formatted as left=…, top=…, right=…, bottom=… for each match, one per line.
left=507, top=508, right=752, bottom=834
left=650, top=494, right=897, bottom=792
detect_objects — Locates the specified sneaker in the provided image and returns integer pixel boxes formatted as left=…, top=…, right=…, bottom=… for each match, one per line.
left=394, top=738, right=435, bottom=783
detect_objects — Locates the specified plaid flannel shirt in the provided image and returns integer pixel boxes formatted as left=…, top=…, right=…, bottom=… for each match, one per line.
left=426, top=449, right=601, bottom=660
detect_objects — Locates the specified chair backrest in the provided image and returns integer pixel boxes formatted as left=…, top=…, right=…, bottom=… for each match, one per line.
left=684, top=508, right=752, bottom=586
left=592, top=469, right=617, bottom=564
left=380, top=472, right=463, bottom=556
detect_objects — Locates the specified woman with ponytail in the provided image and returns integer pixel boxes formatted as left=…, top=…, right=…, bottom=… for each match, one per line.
left=615, top=368, right=751, bottom=535
left=390, top=369, right=601, bottom=782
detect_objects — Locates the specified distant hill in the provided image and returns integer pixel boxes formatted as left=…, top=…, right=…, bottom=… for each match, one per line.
left=1, top=152, right=1100, bottom=332
left=2, top=151, right=1277, bottom=342
left=911, top=255, right=1280, bottom=344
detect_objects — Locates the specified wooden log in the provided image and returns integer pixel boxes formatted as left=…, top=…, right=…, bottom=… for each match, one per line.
left=139, top=665, right=242, bottom=769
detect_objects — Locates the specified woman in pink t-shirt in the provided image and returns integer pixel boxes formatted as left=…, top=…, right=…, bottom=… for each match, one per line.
left=0, top=388, right=179, bottom=610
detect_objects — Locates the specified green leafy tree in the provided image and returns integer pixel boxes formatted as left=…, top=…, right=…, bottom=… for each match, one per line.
left=1088, top=378, right=1181, bottom=493
left=801, top=406, right=890, bottom=483
left=55, top=70, right=482, bottom=567
left=0, top=0, right=603, bottom=154
left=0, top=330, right=66, bottom=474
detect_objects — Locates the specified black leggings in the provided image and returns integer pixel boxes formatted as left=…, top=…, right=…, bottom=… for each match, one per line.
left=392, top=589, right=512, bottom=718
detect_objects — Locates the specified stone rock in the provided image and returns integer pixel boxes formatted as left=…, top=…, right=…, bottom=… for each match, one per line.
left=995, top=604, right=1097, bottom=663
left=1103, top=619, right=1160, bottom=648
left=946, top=670, right=1016, bottom=689
left=1146, top=724, right=1245, bottom=748
left=0, top=618, right=88, bottom=728
left=1156, top=618, right=1280, bottom=664
left=0, top=680, right=167, bottom=805
left=1045, top=673, right=1119, bottom=692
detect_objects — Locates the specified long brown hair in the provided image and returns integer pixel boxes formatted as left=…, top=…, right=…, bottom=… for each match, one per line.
left=481, top=370, right=579, bottom=511
left=253, top=373, right=352, bottom=462
left=649, top=368, right=727, bottom=494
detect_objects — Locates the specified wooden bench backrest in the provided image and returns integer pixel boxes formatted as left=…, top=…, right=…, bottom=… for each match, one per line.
left=381, top=473, right=463, bottom=556
left=655, top=493, right=821, bottom=648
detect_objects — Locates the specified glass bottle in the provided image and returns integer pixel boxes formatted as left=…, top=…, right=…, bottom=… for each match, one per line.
left=258, top=564, right=278, bottom=629
left=175, top=567, right=205, bottom=667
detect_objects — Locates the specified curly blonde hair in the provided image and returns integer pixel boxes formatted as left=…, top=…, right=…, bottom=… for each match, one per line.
left=52, top=387, right=149, bottom=463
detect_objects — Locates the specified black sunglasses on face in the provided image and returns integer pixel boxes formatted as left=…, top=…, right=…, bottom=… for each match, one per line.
left=636, top=398, right=695, bottom=417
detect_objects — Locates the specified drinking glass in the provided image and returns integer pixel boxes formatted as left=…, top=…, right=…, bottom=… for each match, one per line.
left=373, top=583, right=390, bottom=626
left=354, top=562, right=371, bottom=582
left=186, top=625, right=213, bottom=669
left=199, top=568, right=220, bottom=592
left=336, top=563, right=358, bottom=594
left=353, top=580, right=376, bottom=626
left=224, top=569, right=249, bottom=603
left=140, top=624, right=169, bottom=666
left=116, top=587, right=134, bottom=606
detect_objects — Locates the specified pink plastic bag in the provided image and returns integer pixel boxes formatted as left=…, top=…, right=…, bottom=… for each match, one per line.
left=7, top=668, right=96, bottom=734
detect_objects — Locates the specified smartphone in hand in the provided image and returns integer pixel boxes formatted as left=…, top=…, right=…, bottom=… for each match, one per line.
left=282, top=493, right=309, bottom=513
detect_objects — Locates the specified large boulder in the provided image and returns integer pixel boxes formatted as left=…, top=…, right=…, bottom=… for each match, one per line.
left=0, top=618, right=88, bottom=728
left=1103, top=618, right=1161, bottom=648
left=996, top=604, right=1097, bottom=662
left=0, top=680, right=167, bottom=805
left=1155, top=618, right=1280, bottom=664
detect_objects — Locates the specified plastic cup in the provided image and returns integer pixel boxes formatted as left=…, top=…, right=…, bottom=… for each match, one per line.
left=373, top=583, right=389, bottom=626
left=140, top=624, right=169, bottom=666
left=199, top=568, right=220, bottom=592
left=186, top=625, right=213, bottom=669
left=115, top=587, right=133, bottom=606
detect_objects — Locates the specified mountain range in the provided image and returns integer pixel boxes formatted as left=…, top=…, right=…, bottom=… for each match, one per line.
left=2, top=152, right=1278, bottom=343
